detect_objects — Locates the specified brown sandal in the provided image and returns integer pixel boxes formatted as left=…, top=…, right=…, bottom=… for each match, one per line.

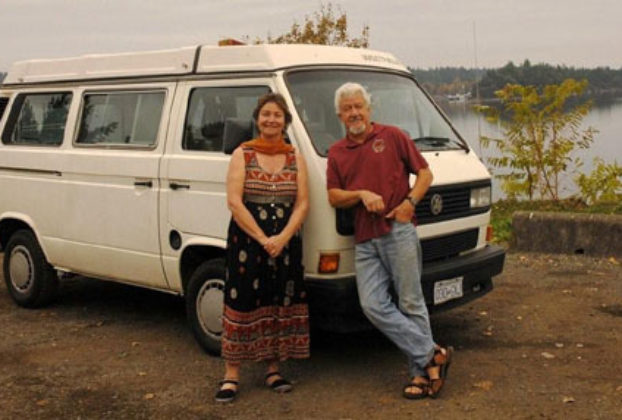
left=427, top=346, right=454, bottom=398
left=403, top=377, right=429, bottom=400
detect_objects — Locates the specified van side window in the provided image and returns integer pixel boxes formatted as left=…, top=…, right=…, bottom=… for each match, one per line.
left=0, top=97, right=9, bottom=122
left=76, top=91, right=165, bottom=146
left=1, top=92, right=72, bottom=146
left=183, top=86, right=270, bottom=152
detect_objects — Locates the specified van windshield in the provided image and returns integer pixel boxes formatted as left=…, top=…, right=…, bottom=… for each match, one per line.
left=286, top=70, right=468, bottom=156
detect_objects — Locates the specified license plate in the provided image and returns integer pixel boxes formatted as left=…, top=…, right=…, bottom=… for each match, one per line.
left=434, top=277, right=464, bottom=305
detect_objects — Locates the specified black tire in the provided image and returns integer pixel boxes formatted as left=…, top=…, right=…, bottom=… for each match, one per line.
left=185, top=258, right=225, bottom=356
left=3, top=229, right=58, bottom=308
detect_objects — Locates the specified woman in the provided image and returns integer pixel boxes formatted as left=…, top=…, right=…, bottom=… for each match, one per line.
left=215, top=93, right=310, bottom=402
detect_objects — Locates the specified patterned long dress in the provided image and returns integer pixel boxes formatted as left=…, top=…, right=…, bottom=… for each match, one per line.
left=221, top=147, right=310, bottom=362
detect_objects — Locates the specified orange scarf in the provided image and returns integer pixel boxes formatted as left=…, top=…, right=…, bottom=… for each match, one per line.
left=242, top=137, right=293, bottom=155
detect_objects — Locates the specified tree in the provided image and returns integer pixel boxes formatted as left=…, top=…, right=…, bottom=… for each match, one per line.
left=575, top=158, right=622, bottom=204
left=251, top=3, right=369, bottom=48
left=476, top=79, right=597, bottom=201
left=477, top=62, right=622, bottom=98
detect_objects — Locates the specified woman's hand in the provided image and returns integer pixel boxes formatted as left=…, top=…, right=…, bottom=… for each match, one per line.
left=263, top=233, right=289, bottom=258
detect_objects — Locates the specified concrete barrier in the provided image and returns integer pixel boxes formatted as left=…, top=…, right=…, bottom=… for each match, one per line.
left=512, top=211, right=622, bottom=257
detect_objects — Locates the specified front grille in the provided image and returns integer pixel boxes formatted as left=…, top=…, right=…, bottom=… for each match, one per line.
left=416, top=180, right=490, bottom=225
left=0, top=97, right=8, bottom=122
left=421, top=228, right=479, bottom=262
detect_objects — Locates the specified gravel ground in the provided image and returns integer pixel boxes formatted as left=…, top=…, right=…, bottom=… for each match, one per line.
left=1, top=251, right=621, bottom=419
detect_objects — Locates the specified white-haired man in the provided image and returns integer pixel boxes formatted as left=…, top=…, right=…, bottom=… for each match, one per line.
left=326, top=82, right=453, bottom=399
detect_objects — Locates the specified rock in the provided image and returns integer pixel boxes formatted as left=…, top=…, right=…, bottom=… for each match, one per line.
left=473, top=380, right=493, bottom=391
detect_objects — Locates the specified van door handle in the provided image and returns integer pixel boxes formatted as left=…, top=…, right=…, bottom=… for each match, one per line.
left=169, top=182, right=190, bottom=190
left=134, top=180, right=153, bottom=188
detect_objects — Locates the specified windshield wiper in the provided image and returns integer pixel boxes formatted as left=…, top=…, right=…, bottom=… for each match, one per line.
left=414, top=136, right=451, bottom=146
left=413, top=136, right=468, bottom=151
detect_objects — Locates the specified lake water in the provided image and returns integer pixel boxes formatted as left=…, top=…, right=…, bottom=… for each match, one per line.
left=440, top=97, right=622, bottom=200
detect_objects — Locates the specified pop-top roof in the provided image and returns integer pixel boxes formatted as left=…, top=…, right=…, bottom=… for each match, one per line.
left=2, top=44, right=407, bottom=85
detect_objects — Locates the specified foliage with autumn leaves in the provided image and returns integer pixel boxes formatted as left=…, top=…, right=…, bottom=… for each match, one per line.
left=248, top=3, right=369, bottom=48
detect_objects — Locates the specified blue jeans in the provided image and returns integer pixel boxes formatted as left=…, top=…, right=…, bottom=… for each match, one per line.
left=355, top=221, right=435, bottom=377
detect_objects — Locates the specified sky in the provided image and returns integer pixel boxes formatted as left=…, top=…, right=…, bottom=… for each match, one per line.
left=1, top=0, right=621, bottom=72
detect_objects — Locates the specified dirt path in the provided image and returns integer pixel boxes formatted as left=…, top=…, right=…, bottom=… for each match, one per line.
left=1, top=252, right=621, bottom=419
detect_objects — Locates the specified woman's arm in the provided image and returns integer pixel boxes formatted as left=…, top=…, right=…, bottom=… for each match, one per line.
left=226, top=147, right=269, bottom=245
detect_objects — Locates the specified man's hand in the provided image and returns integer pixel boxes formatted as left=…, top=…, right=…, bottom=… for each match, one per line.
left=385, top=199, right=414, bottom=223
left=360, top=190, right=385, bottom=213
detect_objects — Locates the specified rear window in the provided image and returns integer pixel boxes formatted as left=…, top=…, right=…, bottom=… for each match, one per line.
left=76, top=90, right=165, bottom=147
left=1, top=92, right=72, bottom=146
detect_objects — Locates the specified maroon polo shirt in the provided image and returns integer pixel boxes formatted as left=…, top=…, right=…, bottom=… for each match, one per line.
left=326, top=123, right=428, bottom=243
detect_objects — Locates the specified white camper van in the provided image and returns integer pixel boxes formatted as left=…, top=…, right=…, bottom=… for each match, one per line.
left=0, top=44, right=505, bottom=354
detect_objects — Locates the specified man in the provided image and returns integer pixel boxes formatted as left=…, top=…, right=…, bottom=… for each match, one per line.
left=326, top=82, right=453, bottom=399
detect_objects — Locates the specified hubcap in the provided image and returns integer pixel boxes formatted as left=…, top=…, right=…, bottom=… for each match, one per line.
left=196, top=279, right=224, bottom=339
left=9, top=245, right=34, bottom=292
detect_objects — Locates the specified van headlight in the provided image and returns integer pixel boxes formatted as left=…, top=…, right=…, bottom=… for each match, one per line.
left=470, top=186, right=491, bottom=208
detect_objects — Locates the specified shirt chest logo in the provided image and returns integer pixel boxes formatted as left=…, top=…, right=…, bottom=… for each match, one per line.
left=372, top=138, right=386, bottom=153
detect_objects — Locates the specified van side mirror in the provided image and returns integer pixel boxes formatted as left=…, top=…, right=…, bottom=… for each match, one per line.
left=223, top=118, right=255, bottom=155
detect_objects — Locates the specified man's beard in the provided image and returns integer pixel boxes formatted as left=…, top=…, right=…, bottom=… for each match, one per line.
left=348, top=122, right=367, bottom=135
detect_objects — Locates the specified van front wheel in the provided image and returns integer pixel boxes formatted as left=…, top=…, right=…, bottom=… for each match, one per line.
left=186, top=258, right=225, bottom=356
left=3, top=230, right=58, bottom=308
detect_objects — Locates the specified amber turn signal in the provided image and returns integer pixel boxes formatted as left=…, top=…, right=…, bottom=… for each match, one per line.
left=318, top=252, right=340, bottom=274
left=486, top=225, right=493, bottom=242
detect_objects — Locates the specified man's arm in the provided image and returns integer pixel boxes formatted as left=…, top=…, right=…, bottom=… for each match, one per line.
left=407, top=167, right=433, bottom=204
left=328, top=188, right=386, bottom=213
left=385, top=167, right=433, bottom=222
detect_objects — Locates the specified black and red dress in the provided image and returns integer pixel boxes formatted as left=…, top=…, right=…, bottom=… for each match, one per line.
left=221, top=147, right=310, bottom=362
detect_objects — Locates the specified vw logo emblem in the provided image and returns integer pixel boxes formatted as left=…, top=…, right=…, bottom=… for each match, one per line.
left=430, top=194, right=443, bottom=215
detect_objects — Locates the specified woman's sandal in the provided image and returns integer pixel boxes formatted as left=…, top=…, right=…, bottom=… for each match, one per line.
left=427, top=346, right=454, bottom=399
left=215, top=379, right=239, bottom=403
left=265, top=371, right=293, bottom=393
left=403, top=377, right=429, bottom=400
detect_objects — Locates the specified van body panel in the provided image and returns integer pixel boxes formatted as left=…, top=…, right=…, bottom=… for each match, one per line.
left=160, top=79, right=274, bottom=250
left=43, top=236, right=167, bottom=284
left=51, top=82, right=175, bottom=288
left=0, top=44, right=505, bottom=343
left=196, top=44, right=407, bottom=74
left=4, top=47, right=197, bottom=85
left=0, top=82, right=175, bottom=289
left=164, top=153, right=230, bottom=239
left=421, top=150, right=491, bottom=187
